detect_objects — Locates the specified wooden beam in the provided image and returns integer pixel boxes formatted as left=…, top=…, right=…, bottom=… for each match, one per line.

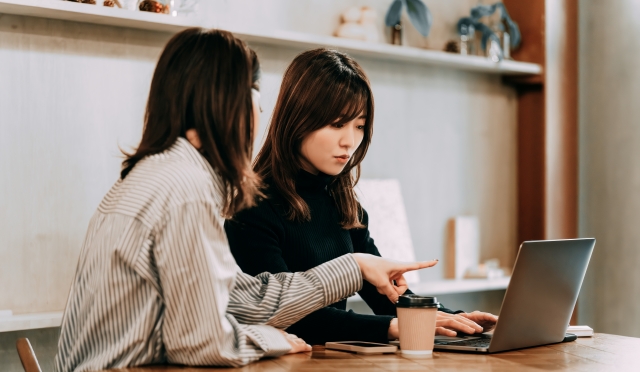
left=516, top=84, right=546, bottom=243
left=504, top=0, right=547, bottom=242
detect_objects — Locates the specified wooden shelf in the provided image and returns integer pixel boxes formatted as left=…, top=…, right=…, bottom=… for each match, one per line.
left=348, top=277, right=510, bottom=303
left=0, top=0, right=202, bottom=32
left=0, top=0, right=542, bottom=76
left=0, top=311, right=63, bottom=333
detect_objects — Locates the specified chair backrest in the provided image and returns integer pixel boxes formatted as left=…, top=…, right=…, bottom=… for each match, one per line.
left=16, top=338, right=42, bottom=372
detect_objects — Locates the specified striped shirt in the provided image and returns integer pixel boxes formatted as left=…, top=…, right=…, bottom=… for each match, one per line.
left=53, top=138, right=363, bottom=372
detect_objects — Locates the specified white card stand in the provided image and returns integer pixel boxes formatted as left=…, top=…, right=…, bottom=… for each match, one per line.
left=355, top=179, right=419, bottom=284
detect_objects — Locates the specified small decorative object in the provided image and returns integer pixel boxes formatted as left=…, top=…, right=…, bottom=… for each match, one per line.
left=64, top=0, right=97, bottom=4
left=103, top=0, right=122, bottom=7
left=334, top=6, right=379, bottom=42
left=138, top=0, right=169, bottom=14
left=446, top=216, right=480, bottom=280
left=457, top=3, right=521, bottom=61
left=566, top=325, right=594, bottom=337
left=444, top=40, right=459, bottom=53
left=465, top=259, right=508, bottom=279
left=459, top=23, right=475, bottom=55
left=390, top=22, right=402, bottom=45
left=384, top=0, right=432, bottom=45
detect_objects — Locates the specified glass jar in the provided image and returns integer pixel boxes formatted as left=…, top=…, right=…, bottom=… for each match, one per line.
left=459, top=24, right=475, bottom=56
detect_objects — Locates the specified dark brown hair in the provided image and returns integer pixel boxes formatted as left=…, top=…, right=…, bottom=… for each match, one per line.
left=253, top=48, right=374, bottom=229
left=121, top=28, right=262, bottom=217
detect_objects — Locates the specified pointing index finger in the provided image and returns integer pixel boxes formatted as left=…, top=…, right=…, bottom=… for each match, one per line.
left=408, top=260, right=439, bottom=271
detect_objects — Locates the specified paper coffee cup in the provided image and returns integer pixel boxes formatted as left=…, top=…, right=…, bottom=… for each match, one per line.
left=396, top=295, right=439, bottom=356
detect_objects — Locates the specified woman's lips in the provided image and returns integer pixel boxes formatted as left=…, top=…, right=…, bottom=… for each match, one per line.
left=334, top=155, right=350, bottom=164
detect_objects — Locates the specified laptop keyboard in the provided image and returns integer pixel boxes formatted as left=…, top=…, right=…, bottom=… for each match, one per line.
left=436, top=338, right=491, bottom=348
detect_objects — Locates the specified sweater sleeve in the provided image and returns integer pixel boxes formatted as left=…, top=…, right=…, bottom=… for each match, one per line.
left=225, top=201, right=394, bottom=344
left=285, top=307, right=393, bottom=345
left=225, top=201, right=289, bottom=276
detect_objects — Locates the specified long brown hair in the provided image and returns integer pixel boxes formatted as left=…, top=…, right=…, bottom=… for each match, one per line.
left=253, top=48, right=374, bottom=229
left=121, top=28, right=262, bottom=217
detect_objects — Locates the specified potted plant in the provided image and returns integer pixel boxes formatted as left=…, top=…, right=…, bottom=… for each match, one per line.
left=384, top=0, right=432, bottom=45
left=457, top=3, right=521, bottom=61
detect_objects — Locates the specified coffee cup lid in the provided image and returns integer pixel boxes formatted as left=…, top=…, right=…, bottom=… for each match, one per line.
left=396, top=294, right=439, bottom=308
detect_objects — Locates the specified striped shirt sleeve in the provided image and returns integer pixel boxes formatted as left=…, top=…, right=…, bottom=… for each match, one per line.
left=154, top=200, right=362, bottom=367
left=228, top=255, right=362, bottom=328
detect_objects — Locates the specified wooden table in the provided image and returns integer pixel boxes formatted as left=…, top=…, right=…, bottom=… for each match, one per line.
left=105, top=334, right=639, bottom=371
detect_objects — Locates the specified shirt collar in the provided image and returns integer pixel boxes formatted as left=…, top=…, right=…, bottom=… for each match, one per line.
left=161, top=137, right=219, bottom=181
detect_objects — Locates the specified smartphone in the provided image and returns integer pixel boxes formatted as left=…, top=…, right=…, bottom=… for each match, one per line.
left=325, top=341, right=398, bottom=354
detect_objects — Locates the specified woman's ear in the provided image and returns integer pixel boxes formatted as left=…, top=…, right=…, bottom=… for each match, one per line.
left=186, top=129, right=202, bottom=149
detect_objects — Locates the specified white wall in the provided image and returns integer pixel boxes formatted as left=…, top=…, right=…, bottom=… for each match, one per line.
left=578, top=0, right=640, bottom=337
left=0, top=0, right=517, bottom=368
left=0, top=0, right=517, bottom=316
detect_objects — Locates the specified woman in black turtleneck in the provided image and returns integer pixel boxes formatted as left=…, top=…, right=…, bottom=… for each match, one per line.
left=225, top=48, right=497, bottom=345
left=227, top=171, right=405, bottom=344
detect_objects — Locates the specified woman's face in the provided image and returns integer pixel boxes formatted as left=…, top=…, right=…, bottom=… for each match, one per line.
left=299, top=113, right=366, bottom=176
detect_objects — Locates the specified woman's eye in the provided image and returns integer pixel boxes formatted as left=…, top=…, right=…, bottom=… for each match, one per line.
left=332, top=123, right=345, bottom=129
left=357, top=125, right=365, bottom=130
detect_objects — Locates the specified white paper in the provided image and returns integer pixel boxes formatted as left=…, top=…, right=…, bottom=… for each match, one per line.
left=355, top=179, right=419, bottom=284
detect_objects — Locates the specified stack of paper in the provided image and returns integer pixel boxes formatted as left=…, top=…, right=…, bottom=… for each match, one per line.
left=567, top=325, right=594, bottom=337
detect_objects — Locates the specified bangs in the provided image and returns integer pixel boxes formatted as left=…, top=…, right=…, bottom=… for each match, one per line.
left=323, top=75, right=371, bottom=126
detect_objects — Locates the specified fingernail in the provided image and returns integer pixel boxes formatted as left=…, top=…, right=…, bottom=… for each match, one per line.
left=434, top=259, right=439, bottom=261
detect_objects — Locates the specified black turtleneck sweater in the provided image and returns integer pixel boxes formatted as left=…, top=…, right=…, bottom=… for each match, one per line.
left=225, top=170, right=456, bottom=344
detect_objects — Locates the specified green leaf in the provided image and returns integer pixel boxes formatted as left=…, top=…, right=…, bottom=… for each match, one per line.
left=405, top=0, right=432, bottom=37
left=385, top=0, right=404, bottom=27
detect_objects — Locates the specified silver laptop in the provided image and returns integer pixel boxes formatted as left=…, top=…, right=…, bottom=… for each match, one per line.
left=434, top=238, right=595, bottom=353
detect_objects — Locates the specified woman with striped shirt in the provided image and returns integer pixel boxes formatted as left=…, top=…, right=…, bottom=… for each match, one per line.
left=53, top=29, right=436, bottom=372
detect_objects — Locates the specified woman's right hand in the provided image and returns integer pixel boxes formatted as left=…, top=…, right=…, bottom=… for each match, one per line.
left=279, top=330, right=312, bottom=354
left=435, top=312, right=484, bottom=336
left=352, top=253, right=438, bottom=303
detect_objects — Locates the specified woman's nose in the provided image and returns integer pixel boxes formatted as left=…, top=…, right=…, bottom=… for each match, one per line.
left=339, top=127, right=356, bottom=149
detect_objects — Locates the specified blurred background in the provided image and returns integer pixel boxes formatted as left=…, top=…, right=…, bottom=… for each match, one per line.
left=0, top=0, right=638, bottom=369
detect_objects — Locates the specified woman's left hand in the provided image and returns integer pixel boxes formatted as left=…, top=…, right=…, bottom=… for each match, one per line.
left=458, top=311, right=498, bottom=333
left=279, top=330, right=312, bottom=354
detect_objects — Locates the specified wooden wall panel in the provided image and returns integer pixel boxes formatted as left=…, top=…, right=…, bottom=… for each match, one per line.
left=503, top=0, right=546, bottom=84
left=504, top=0, right=547, bottom=242
left=516, top=85, right=546, bottom=243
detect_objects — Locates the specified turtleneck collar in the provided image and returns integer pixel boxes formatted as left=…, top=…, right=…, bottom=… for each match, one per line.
left=295, top=169, right=333, bottom=195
